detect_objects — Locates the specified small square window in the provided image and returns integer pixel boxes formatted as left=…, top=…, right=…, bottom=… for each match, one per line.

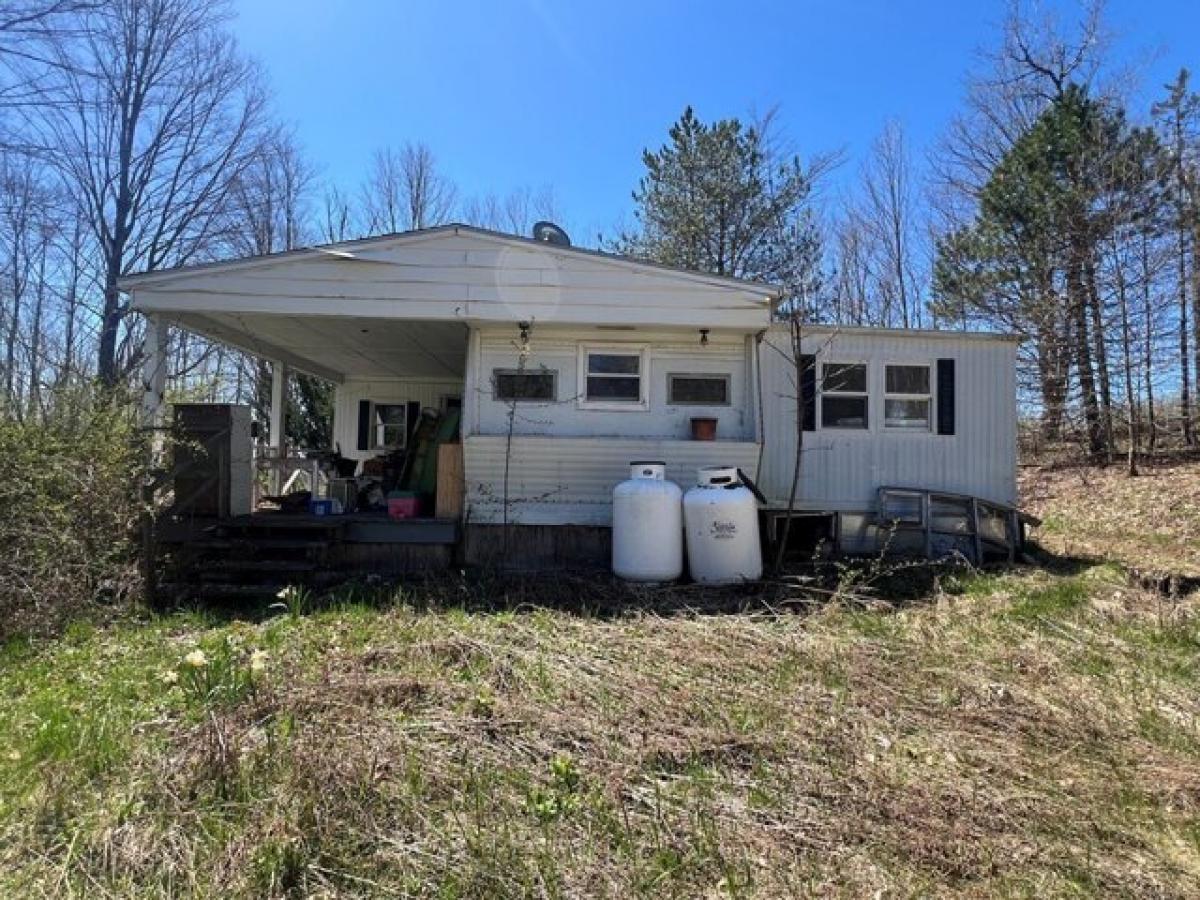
left=823, top=362, right=867, bottom=394
left=820, top=362, right=868, bottom=430
left=668, top=374, right=730, bottom=405
left=886, top=365, right=930, bottom=395
left=580, top=347, right=647, bottom=407
left=885, top=398, right=931, bottom=429
left=494, top=368, right=556, bottom=402
left=822, top=395, right=869, bottom=429
left=374, top=403, right=407, bottom=448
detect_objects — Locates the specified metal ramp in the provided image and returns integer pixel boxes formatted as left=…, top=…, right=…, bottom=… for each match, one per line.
left=875, top=487, right=1026, bottom=564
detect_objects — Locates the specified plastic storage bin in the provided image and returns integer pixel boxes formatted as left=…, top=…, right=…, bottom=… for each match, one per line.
left=387, top=491, right=420, bottom=520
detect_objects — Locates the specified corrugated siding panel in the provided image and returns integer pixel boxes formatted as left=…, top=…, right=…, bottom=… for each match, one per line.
left=757, top=326, right=1017, bottom=511
left=463, top=435, right=760, bottom=525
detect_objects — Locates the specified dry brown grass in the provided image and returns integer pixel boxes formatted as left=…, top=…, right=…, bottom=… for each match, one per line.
left=1021, top=458, right=1200, bottom=578
left=2, top=462, right=1199, bottom=897
left=2, top=562, right=1198, bottom=898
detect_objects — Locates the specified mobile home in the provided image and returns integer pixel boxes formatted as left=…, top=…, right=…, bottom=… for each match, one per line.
left=124, top=224, right=1017, bottom=572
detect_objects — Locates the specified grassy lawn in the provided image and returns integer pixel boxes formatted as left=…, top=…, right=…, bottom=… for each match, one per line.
left=2, top=569, right=1198, bottom=898
left=2, top=468, right=1199, bottom=897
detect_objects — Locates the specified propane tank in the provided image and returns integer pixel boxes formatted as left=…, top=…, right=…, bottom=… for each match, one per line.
left=612, top=461, right=683, bottom=582
left=683, top=466, right=762, bottom=584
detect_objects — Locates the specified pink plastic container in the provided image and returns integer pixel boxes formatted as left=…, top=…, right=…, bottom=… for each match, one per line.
left=387, top=492, right=420, bottom=520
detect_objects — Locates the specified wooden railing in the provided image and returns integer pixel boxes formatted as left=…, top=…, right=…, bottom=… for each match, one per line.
left=254, top=446, right=330, bottom=504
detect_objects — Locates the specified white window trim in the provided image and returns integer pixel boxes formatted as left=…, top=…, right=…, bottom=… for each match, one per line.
left=577, top=344, right=651, bottom=411
left=883, top=361, right=934, bottom=432
left=818, top=360, right=871, bottom=431
left=666, top=372, right=732, bottom=407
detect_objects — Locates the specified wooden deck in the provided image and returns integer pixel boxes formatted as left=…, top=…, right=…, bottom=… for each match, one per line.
left=220, top=511, right=459, bottom=545
left=154, top=510, right=460, bottom=600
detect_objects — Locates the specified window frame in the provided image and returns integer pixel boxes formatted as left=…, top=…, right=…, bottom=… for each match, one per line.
left=883, top=362, right=933, bottom=432
left=818, top=361, right=870, bottom=431
left=666, top=372, right=732, bottom=407
left=577, top=344, right=650, bottom=411
left=373, top=402, right=408, bottom=449
left=492, top=367, right=558, bottom=403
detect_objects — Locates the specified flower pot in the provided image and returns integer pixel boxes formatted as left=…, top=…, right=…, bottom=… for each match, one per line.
left=690, top=417, right=718, bottom=441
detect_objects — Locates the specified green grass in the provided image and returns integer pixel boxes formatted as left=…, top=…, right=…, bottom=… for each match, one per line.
left=0, top=563, right=1198, bottom=897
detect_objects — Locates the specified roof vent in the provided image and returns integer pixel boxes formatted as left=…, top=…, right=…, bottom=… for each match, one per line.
left=532, top=221, right=571, bottom=247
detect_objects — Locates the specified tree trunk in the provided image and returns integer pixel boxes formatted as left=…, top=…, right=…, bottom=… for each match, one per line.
left=772, top=317, right=805, bottom=573
left=26, top=240, right=46, bottom=418
left=4, top=235, right=23, bottom=410
left=1085, top=258, right=1114, bottom=460
left=97, top=261, right=123, bottom=388
left=1113, top=245, right=1139, bottom=475
left=1037, top=333, right=1068, bottom=443
left=1193, top=219, right=1200, bottom=445
left=1069, top=252, right=1105, bottom=460
left=1141, top=234, right=1158, bottom=453
left=1178, top=207, right=1194, bottom=445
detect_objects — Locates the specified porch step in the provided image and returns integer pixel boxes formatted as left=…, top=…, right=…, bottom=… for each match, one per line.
left=200, top=559, right=318, bottom=577
left=216, top=516, right=346, bottom=534
left=159, top=581, right=295, bottom=602
left=189, top=537, right=332, bottom=553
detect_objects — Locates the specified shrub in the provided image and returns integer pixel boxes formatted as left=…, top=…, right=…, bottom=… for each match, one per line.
left=0, top=396, right=146, bottom=638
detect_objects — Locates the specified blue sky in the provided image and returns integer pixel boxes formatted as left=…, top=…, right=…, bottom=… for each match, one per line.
left=231, top=0, right=1198, bottom=244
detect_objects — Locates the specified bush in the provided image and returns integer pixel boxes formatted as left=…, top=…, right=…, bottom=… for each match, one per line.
left=0, top=397, right=146, bottom=638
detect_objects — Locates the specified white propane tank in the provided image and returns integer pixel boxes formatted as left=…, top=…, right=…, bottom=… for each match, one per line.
left=683, top=466, right=763, bottom=584
left=612, top=461, right=684, bottom=582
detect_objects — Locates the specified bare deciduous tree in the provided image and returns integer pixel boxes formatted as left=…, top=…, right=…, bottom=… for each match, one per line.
left=25, top=0, right=267, bottom=386
left=460, top=184, right=561, bottom=236
left=855, top=119, right=924, bottom=328
left=361, top=141, right=456, bottom=235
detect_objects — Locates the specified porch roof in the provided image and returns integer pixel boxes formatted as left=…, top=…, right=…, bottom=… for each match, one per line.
left=121, top=227, right=778, bottom=378
left=164, top=312, right=468, bottom=383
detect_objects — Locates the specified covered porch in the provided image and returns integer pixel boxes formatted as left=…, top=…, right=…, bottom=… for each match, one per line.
left=137, top=308, right=472, bottom=596
left=124, top=225, right=781, bottom=588
left=141, top=309, right=469, bottom=491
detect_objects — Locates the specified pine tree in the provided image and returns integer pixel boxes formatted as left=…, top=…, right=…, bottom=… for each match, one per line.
left=619, top=107, right=825, bottom=311
left=1151, top=69, right=1200, bottom=446
left=933, top=85, right=1163, bottom=459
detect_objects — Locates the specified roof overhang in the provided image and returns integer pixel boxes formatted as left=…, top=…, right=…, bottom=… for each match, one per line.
left=123, top=226, right=782, bottom=379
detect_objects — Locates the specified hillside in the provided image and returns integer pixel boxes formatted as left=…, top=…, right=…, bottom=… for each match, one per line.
left=1, top=468, right=1198, bottom=897
left=1021, top=459, right=1200, bottom=579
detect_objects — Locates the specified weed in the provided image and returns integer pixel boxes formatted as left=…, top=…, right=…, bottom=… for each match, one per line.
left=1007, top=577, right=1091, bottom=622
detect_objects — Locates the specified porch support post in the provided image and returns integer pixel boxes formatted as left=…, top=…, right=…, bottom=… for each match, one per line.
left=269, top=360, right=288, bottom=494
left=140, top=313, right=169, bottom=430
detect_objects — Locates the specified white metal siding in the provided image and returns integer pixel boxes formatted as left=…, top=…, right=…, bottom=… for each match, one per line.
left=472, top=325, right=755, bottom=441
left=757, top=326, right=1017, bottom=511
left=132, top=230, right=773, bottom=330
left=333, top=378, right=464, bottom=461
left=463, top=435, right=760, bottom=525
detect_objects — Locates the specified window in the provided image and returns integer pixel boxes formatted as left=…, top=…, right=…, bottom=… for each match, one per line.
left=580, top=347, right=648, bottom=408
left=884, top=364, right=931, bottom=430
left=668, top=373, right=730, bottom=405
left=493, top=368, right=556, bottom=402
left=374, top=403, right=407, bottom=447
left=820, top=363, right=868, bottom=429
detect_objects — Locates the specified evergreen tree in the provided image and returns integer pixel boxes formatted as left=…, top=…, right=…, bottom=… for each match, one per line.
left=619, top=107, right=825, bottom=314
left=933, top=85, right=1163, bottom=458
